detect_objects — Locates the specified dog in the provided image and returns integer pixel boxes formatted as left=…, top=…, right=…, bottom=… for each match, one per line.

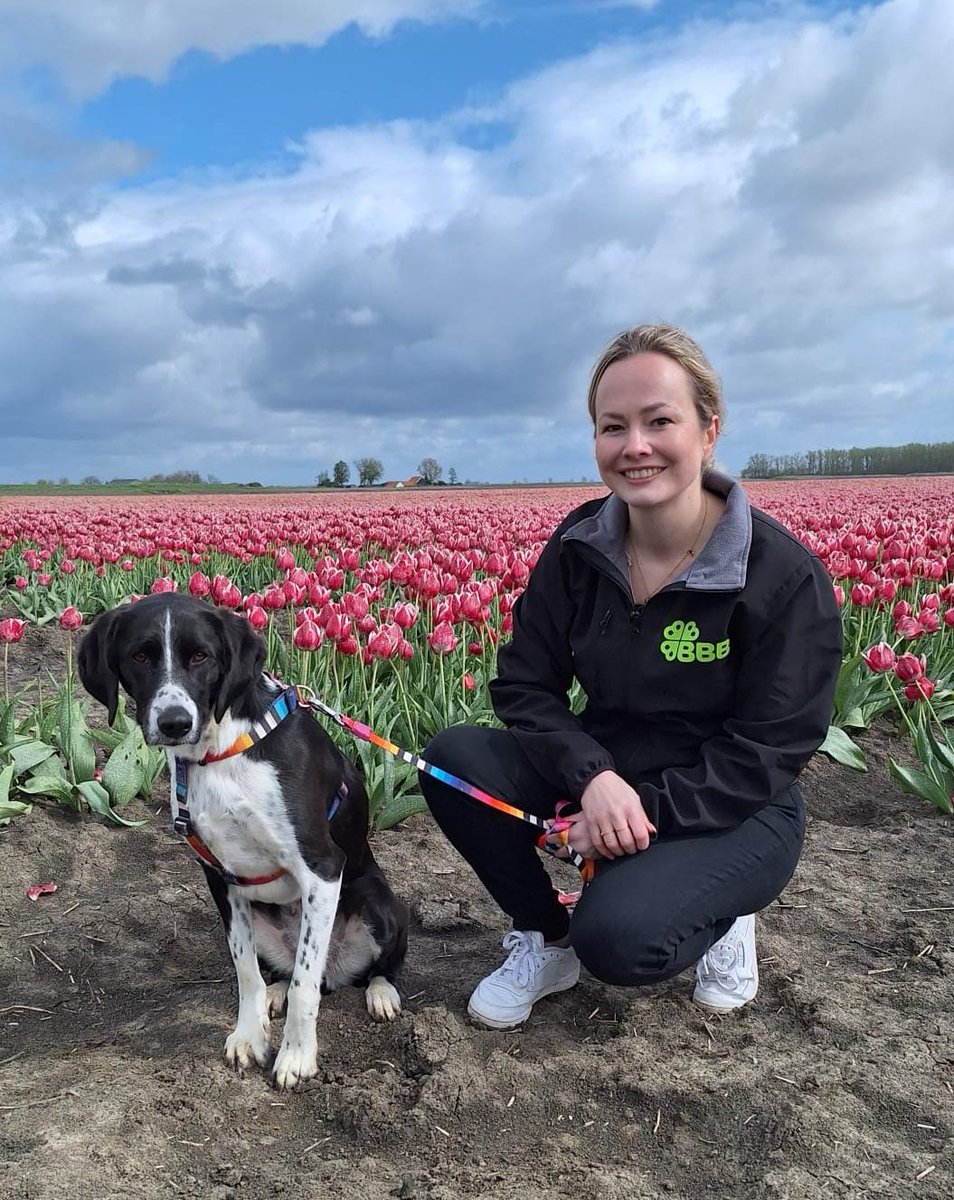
left=78, top=592, right=408, bottom=1089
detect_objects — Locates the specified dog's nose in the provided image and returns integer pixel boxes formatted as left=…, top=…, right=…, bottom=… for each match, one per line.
left=157, top=706, right=194, bottom=740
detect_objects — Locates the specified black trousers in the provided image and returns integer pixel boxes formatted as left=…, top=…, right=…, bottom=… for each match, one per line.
left=418, top=725, right=805, bottom=987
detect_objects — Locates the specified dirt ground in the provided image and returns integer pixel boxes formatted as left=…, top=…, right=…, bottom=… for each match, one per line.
left=0, top=626, right=951, bottom=1199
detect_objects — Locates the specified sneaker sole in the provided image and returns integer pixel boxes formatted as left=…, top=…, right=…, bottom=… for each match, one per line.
left=692, top=977, right=759, bottom=1013
left=466, top=976, right=579, bottom=1030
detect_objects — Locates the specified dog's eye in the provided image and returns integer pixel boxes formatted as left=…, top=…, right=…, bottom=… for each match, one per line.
left=131, top=651, right=147, bottom=663
left=190, top=651, right=208, bottom=665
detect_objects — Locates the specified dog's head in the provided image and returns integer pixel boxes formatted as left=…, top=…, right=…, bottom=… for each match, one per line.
left=78, top=593, right=266, bottom=746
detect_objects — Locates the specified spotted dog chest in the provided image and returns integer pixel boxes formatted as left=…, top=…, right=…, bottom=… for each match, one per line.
left=185, top=755, right=296, bottom=884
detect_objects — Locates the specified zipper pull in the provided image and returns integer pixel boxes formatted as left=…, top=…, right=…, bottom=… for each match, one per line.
left=630, top=606, right=643, bottom=633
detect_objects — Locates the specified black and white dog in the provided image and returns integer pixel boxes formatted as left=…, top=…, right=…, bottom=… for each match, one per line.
left=78, top=592, right=408, bottom=1089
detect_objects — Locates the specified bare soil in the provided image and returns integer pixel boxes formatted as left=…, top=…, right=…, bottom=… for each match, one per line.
left=0, top=628, right=951, bottom=1199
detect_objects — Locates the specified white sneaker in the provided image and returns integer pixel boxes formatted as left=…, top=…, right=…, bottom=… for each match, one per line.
left=467, top=931, right=581, bottom=1030
left=693, top=914, right=759, bottom=1012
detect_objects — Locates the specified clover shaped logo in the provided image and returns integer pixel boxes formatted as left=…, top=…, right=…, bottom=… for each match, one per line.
left=660, top=619, right=700, bottom=662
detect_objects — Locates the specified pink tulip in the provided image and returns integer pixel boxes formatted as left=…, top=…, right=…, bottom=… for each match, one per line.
left=59, top=606, right=83, bottom=631
left=150, top=577, right=177, bottom=594
left=189, top=571, right=211, bottom=598
left=247, top=606, right=268, bottom=630
left=427, top=621, right=458, bottom=655
left=895, top=616, right=922, bottom=639
left=293, top=620, right=323, bottom=651
left=0, top=617, right=27, bottom=643
left=919, top=610, right=940, bottom=633
left=862, top=643, right=896, bottom=673
left=894, top=653, right=926, bottom=683
left=903, top=677, right=935, bottom=702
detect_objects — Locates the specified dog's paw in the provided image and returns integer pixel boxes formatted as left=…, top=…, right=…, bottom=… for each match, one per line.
left=365, top=975, right=402, bottom=1022
left=224, top=1021, right=270, bottom=1073
left=266, top=979, right=289, bottom=1019
left=271, top=1039, right=319, bottom=1091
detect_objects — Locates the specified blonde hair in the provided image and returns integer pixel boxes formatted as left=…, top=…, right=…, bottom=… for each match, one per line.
left=586, top=324, right=725, bottom=433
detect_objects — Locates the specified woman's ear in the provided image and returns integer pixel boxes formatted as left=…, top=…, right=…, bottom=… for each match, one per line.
left=212, top=610, right=267, bottom=722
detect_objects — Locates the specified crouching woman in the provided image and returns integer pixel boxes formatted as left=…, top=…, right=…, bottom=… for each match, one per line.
left=418, top=323, right=843, bottom=1029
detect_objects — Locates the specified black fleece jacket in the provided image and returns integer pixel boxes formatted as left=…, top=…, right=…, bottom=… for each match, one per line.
left=489, top=473, right=843, bottom=835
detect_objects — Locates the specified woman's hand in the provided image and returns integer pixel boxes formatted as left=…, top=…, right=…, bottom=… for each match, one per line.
left=570, top=770, right=656, bottom=859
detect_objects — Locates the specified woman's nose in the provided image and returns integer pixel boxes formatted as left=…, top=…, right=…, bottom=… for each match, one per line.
left=623, top=426, right=651, bottom=456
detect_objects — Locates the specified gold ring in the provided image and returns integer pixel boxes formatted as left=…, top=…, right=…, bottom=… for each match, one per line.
left=613, top=826, right=628, bottom=833
left=600, top=828, right=615, bottom=837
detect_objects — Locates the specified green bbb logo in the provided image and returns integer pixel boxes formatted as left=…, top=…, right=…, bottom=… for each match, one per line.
left=660, top=620, right=730, bottom=664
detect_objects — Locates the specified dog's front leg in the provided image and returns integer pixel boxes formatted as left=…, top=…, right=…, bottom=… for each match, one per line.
left=272, top=870, right=342, bottom=1091
left=223, top=889, right=271, bottom=1073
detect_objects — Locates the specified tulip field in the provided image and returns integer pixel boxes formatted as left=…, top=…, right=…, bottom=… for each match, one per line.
left=1, top=477, right=953, bottom=826
left=2, top=479, right=953, bottom=1200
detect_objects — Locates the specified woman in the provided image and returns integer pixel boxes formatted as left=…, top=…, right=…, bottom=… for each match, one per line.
left=419, top=324, right=843, bottom=1030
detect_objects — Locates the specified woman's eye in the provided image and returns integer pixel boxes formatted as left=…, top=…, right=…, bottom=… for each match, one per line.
left=190, top=651, right=208, bottom=665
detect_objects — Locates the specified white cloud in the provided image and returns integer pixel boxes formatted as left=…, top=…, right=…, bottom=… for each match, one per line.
left=2, top=0, right=954, bottom=483
left=0, top=0, right=482, bottom=97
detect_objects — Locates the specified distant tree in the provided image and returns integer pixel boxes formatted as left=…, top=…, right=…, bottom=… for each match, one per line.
left=316, top=469, right=331, bottom=486
left=81, top=475, right=101, bottom=485
left=205, top=473, right=220, bottom=485
left=417, top=457, right=442, bottom=485
left=58, top=476, right=70, bottom=486
left=332, top=460, right=350, bottom=487
left=355, top=457, right=384, bottom=486
left=448, top=466, right=458, bottom=485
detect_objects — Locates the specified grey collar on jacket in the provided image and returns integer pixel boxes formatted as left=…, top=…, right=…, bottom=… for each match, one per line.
left=560, top=469, right=752, bottom=593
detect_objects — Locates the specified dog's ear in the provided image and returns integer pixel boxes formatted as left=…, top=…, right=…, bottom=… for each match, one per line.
left=212, top=609, right=267, bottom=722
left=77, top=608, right=125, bottom=725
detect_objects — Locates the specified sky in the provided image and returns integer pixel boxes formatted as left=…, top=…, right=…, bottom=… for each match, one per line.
left=1, top=0, right=951, bottom=485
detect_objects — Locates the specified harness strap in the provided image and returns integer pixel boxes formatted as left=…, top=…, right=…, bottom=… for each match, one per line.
left=173, top=684, right=344, bottom=887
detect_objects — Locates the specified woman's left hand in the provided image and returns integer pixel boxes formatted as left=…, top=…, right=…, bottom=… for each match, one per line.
left=566, top=770, right=656, bottom=858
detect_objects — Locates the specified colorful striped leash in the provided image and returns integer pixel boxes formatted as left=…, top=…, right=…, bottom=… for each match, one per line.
left=289, top=681, right=595, bottom=886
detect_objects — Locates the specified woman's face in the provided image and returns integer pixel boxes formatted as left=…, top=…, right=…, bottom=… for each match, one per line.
left=593, top=352, right=718, bottom=511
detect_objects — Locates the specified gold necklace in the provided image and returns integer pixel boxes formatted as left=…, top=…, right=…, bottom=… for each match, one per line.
left=626, top=493, right=709, bottom=604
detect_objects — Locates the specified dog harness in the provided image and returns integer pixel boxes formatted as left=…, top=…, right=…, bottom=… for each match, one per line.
left=173, top=684, right=344, bottom=888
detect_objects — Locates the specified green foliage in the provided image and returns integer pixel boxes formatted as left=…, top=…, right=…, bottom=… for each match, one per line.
left=741, top=440, right=954, bottom=479
left=817, top=725, right=867, bottom=772
left=0, top=686, right=163, bottom=827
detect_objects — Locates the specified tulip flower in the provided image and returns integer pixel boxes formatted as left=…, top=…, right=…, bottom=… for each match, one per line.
left=862, top=643, right=896, bottom=673
left=903, top=677, right=935, bottom=702
left=427, top=621, right=458, bottom=655
left=894, top=653, right=926, bottom=683
left=150, top=577, right=177, bottom=594
left=0, top=618, right=27, bottom=643
left=246, top=606, right=268, bottom=631
left=894, top=616, right=922, bottom=639
left=189, top=571, right=212, bottom=598
left=293, top=620, right=323, bottom=651
left=59, top=606, right=83, bottom=631
left=463, top=672, right=476, bottom=691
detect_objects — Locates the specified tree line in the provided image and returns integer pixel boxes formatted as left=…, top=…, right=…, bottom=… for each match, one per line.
left=316, top=457, right=458, bottom=487
left=740, top=441, right=954, bottom=479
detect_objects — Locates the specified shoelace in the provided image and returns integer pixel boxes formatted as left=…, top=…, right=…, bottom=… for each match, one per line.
left=701, top=939, right=740, bottom=984
left=498, top=931, right=543, bottom=988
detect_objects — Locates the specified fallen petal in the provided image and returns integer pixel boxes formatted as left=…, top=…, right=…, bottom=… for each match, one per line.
left=26, top=882, right=57, bottom=902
